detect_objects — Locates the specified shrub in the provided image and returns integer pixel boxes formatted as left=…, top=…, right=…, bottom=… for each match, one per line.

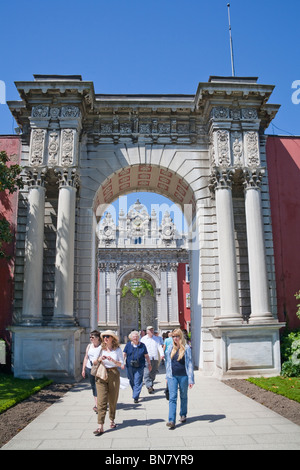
left=281, top=329, right=300, bottom=377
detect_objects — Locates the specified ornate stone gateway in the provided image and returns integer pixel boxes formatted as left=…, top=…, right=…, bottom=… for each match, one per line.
left=8, top=74, right=285, bottom=381
left=98, top=200, right=188, bottom=340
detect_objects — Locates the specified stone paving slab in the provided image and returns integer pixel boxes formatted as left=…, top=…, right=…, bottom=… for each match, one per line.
left=1, top=366, right=300, bottom=451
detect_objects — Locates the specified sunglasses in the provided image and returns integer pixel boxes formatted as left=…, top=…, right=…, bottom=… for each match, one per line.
left=172, top=335, right=180, bottom=338
left=103, top=335, right=111, bottom=339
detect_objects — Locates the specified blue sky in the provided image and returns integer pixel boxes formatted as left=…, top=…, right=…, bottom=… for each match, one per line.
left=1, top=0, right=299, bottom=136
left=1, top=0, right=299, bottom=217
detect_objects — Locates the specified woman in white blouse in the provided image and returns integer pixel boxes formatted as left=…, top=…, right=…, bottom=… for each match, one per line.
left=93, top=330, right=124, bottom=436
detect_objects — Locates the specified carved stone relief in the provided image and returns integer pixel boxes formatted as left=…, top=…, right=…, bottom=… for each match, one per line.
left=29, top=129, right=46, bottom=166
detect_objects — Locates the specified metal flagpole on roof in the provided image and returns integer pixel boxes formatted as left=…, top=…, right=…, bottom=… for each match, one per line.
left=227, top=3, right=236, bottom=76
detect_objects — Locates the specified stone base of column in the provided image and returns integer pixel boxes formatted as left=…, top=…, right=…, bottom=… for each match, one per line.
left=49, top=316, right=80, bottom=327
left=213, top=315, right=243, bottom=326
left=10, top=326, right=84, bottom=382
left=158, top=321, right=181, bottom=332
left=209, top=321, right=285, bottom=379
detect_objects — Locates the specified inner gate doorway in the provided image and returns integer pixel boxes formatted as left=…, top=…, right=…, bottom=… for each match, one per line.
left=120, top=276, right=157, bottom=341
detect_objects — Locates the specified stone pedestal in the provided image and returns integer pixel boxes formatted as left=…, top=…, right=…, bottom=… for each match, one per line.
left=10, top=326, right=84, bottom=382
left=209, top=322, right=285, bottom=379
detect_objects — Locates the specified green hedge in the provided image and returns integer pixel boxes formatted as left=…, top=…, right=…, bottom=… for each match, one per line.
left=0, top=373, right=52, bottom=414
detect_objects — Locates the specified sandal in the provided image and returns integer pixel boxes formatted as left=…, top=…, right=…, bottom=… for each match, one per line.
left=93, top=406, right=98, bottom=413
left=110, top=421, right=117, bottom=429
left=93, top=428, right=104, bottom=436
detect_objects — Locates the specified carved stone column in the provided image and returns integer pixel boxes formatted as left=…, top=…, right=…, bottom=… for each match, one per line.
left=108, top=263, right=118, bottom=326
left=211, top=168, right=241, bottom=323
left=243, top=168, right=273, bottom=321
left=98, top=263, right=107, bottom=325
left=22, top=168, right=47, bottom=324
left=160, top=263, right=169, bottom=324
left=53, top=168, right=79, bottom=323
left=169, top=263, right=180, bottom=324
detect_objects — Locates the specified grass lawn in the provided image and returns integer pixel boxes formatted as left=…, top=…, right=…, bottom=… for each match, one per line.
left=0, top=373, right=52, bottom=414
left=247, top=376, right=300, bottom=403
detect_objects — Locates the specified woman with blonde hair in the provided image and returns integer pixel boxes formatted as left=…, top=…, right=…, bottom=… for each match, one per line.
left=165, top=328, right=194, bottom=429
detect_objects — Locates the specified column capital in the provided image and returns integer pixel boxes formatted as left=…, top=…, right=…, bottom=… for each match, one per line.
left=24, top=166, right=48, bottom=188
left=54, top=167, right=80, bottom=189
left=243, top=167, right=265, bottom=190
left=209, top=167, right=235, bottom=193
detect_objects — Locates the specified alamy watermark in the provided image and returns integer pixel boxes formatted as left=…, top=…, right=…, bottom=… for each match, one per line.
left=0, top=80, right=5, bottom=104
left=292, top=80, right=300, bottom=104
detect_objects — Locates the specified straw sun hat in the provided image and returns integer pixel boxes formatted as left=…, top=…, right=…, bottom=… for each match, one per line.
left=100, top=330, right=119, bottom=342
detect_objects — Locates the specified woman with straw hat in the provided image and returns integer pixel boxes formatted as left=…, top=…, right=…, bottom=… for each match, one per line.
left=93, top=330, right=124, bottom=436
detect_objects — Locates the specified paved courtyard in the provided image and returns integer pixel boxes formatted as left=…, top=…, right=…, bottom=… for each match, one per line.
left=2, top=364, right=300, bottom=451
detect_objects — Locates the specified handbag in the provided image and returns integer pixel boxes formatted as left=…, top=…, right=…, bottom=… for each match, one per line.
left=90, top=363, right=99, bottom=376
left=96, top=361, right=108, bottom=381
left=90, top=347, right=107, bottom=380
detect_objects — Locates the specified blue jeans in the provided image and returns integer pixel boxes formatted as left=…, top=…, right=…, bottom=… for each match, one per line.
left=126, top=365, right=145, bottom=400
left=167, top=375, right=188, bottom=424
left=85, top=366, right=97, bottom=397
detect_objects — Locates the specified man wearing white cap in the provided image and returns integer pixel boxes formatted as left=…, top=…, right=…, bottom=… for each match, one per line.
left=141, top=326, right=164, bottom=393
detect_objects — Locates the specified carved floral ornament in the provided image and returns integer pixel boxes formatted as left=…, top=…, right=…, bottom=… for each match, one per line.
left=210, top=107, right=258, bottom=121
left=31, top=105, right=80, bottom=119
left=29, top=127, right=77, bottom=167
left=209, top=129, right=260, bottom=169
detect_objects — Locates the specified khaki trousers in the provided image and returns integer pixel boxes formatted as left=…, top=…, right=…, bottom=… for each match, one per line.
left=96, top=367, right=120, bottom=425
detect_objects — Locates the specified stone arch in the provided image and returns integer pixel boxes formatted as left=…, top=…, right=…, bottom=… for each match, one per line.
left=92, top=158, right=200, bottom=224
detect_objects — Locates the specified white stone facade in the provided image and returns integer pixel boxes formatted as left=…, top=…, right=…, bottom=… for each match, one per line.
left=8, top=75, right=284, bottom=380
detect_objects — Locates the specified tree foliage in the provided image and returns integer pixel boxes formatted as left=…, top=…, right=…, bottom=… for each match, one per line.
left=0, top=150, right=23, bottom=258
left=122, top=278, right=154, bottom=298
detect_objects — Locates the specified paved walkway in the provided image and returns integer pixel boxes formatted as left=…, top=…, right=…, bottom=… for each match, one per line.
left=2, top=365, right=300, bottom=451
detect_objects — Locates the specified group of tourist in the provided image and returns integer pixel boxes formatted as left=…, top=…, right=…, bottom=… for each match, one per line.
left=82, top=325, right=194, bottom=435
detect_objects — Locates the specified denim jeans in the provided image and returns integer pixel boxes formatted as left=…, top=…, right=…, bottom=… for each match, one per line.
left=126, top=365, right=145, bottom=400
left=167, top=375, right=188, bottom=423
left=85, top=366, right=97, bottom=397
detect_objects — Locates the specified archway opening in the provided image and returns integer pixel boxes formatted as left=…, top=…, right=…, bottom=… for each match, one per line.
left=96, top=189, right=192, bottom=341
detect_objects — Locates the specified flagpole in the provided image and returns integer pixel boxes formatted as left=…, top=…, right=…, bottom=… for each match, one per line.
left=227, top=3, right=235, bottom=77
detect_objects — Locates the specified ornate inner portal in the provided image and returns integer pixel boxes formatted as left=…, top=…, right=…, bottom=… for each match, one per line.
left=98, top=200, right=189, bottom=341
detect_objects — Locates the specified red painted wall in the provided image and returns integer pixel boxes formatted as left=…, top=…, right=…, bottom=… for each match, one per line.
left=0, top=136, right=21, bottom=368
left=177, top=263, right=191, bottom=331
left=266, top=136, right=300, bottom=330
